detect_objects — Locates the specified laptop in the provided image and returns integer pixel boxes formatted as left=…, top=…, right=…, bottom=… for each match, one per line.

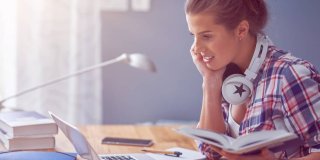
left=49, top=112, right=156, bottom=160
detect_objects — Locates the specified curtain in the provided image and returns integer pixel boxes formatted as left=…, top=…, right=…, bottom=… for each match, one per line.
left=0, top=0, right=102, bottom=124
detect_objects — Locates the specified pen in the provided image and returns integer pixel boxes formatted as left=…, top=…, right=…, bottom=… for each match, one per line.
left=141, top=149, right=183, bottom=157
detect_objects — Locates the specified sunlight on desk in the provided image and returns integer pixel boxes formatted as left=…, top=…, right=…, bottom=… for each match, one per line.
left=52, top=125, right=197, bottom=154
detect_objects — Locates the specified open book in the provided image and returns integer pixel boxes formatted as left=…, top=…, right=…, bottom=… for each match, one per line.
left=176, top=127, right=302, bottom=154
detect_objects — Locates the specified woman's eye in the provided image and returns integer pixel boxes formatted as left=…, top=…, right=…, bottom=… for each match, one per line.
left=202, top=35, right=212, bottom=39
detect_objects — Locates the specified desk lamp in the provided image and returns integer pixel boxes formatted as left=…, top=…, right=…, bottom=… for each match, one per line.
left=0, top=53, right=156, bottom=111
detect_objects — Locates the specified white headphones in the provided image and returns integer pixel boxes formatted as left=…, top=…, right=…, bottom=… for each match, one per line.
left=221, top=34, right=269, bottom=105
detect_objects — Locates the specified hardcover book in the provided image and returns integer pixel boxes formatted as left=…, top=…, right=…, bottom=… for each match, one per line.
left=0, top=129, right=55, bottom=150
left=0, top=111, right=58, bottom=138
left=176, top=127, right=301, bottom=154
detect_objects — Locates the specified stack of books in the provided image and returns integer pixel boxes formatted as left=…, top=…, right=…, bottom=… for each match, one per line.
left=0, top=111, right=58, bottom=150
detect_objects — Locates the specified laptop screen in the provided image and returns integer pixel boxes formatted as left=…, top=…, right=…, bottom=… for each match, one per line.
left=49, top=112, right=100, bottom=160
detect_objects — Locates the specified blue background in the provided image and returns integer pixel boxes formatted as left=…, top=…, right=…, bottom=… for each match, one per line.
left=101, top=0, right=320, bottom=124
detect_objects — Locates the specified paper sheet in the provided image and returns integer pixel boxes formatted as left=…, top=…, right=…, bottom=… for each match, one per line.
left=146, top=147, right=206, bottom=160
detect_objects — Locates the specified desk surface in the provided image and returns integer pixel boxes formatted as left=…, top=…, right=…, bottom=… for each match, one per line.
left=53, top=125, right=197, bottom=154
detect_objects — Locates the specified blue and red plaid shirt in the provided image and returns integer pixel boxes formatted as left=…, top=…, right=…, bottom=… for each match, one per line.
left=200, top=46, right=320, bottom=159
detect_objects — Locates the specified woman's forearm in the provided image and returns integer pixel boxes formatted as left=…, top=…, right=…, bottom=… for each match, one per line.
left=198, top=79, right=226, bottom=133
left=292, top=152, right=320, bottom=160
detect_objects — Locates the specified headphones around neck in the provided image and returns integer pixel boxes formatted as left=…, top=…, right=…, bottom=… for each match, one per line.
left=221, top=34, right=269, bottom=105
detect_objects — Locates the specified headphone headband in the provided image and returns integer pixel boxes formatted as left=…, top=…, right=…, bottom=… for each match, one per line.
left=244, top=34, right=269, bottom=81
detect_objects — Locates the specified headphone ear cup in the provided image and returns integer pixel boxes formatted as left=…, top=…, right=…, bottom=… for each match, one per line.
left=222, top=74, right=253, bottom=105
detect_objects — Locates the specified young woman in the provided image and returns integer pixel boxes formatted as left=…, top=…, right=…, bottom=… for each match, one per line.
left=185, top=0, right=320, bottom=159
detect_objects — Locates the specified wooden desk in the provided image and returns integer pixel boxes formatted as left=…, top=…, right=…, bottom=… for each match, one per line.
left=55, top=125, right=198, bottom=154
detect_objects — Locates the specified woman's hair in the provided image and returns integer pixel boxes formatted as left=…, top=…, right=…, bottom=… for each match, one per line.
left=185, top=0, right=268, bottom=35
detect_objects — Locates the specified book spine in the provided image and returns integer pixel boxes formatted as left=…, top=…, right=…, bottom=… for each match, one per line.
left=5, top=137, right=55, bottom=151
left=11, top=123, right=58, bottom=138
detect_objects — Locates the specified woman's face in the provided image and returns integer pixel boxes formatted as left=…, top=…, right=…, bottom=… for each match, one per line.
left=186, top=13, right=240, bottom=71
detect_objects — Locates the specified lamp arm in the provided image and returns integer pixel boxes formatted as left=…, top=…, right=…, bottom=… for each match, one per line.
left=0, top=54, right=128, bottom=107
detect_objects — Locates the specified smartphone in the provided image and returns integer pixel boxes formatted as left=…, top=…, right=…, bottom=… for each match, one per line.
left=101, top=137, right=153, bottom=147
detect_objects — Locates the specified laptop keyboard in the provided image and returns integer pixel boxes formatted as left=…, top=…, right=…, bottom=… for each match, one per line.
left=101, top=155, right=137, bottom=160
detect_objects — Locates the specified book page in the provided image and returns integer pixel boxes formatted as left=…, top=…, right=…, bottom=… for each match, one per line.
left=177, top=127, right=298, bottom=154
left=177, top=127, right=235, bottom=148
left=231, top=130, right=293, bottom=150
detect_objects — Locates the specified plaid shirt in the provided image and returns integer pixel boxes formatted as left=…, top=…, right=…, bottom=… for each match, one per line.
left=200, top=46, right=320, bottom=159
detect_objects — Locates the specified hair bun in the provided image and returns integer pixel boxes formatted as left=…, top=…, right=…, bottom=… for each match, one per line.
left=242, top=0, right=268, bottom=34
left=243, top=0, right=264, bottom=15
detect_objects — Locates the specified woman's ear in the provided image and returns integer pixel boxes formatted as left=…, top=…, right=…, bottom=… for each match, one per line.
left=235, top=20, right=250, bottom=40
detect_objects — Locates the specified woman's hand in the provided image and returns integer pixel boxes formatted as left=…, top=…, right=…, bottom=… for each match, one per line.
left=212, top=147, right=276, bottom=160
left=190, top=48, right=226, bottom=82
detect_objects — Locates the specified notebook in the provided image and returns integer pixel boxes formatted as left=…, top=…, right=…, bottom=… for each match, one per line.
left=49, top=111, right=157, bottom=160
